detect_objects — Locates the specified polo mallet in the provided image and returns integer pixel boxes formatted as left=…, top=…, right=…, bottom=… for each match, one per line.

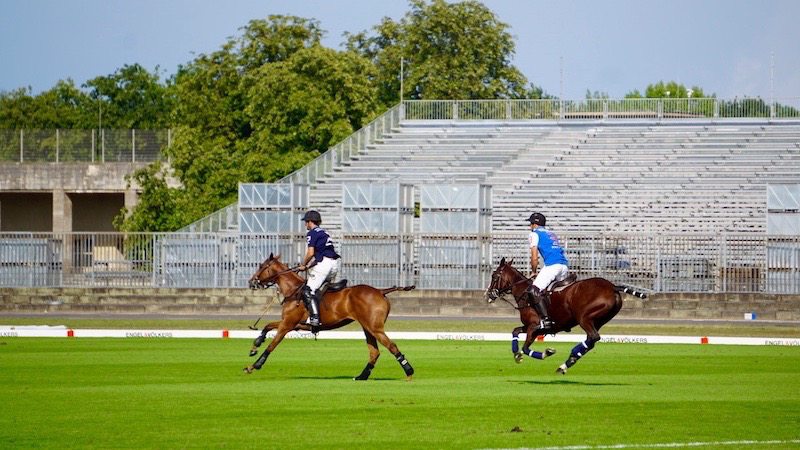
left=248, top=308, right=269, bottom=330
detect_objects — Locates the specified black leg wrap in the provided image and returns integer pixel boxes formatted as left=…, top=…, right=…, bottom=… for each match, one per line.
left=395, top=352, right=414, bottom=376
left=253, top=350, right=270, bottom=370
left=253, top=334, right=265, bottom=348
left=354, top=362, right=375, bottom=381
left=565, top=356, right=579, bottom=369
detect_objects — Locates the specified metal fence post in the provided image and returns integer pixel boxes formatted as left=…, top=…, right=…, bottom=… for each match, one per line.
left=56, top=129, right=60, bottom=163
left=132, top=129, right=136, bottom=163
left=19, top=129, right=23, bottom=162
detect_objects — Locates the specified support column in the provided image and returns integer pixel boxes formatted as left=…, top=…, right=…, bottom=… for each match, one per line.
left=124, top=188, right=138, bottom=218
left=53, top=189, right=73, bottom=271
left=52, top=189, right=72, bottom=233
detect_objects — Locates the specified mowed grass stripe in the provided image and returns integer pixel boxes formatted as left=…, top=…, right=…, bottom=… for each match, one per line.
left=0, top=338, right=798, bottom=449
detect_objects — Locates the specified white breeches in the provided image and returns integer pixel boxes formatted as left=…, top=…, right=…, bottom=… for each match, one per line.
left=532, top=264, right=569, bottom=291
left=307, top=257, right=340, bottom=293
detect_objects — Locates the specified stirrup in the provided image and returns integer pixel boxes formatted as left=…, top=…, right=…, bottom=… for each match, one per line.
left=537, top=318, right=555, bottom=330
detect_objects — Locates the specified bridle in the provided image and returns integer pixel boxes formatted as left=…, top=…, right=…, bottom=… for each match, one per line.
left=249, top=260, right=303, bottom=291
left=485, top=264, right=533, bottom=311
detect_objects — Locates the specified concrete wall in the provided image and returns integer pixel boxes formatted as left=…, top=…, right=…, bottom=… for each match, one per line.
left=0, top=162, right=179, bottom=232
left=1, top=288, right=798, bottom=321
left=0, top=163, right=148, bottom=191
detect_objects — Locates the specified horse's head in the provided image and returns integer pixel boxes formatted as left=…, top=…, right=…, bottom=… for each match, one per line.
left=248, top=253, right=289, bottom=290
left=484, top=257, right=523, bottom=303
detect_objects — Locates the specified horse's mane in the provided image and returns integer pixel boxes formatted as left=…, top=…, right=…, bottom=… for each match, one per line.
left=499, top=258, right=526, bottom=280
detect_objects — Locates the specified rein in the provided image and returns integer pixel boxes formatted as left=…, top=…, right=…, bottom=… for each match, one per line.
left=254, top=265, right=303, bottom=289
left=494, top=276, right=533, bottom=311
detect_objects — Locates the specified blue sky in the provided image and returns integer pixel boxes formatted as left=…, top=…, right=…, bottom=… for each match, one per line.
left=2, top=0, right=799, bottom=101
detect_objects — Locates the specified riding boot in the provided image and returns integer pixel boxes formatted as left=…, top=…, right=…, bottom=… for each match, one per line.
left=529, top=286, right=555, bottom=331
left=302, top=286, right=321, bottom=328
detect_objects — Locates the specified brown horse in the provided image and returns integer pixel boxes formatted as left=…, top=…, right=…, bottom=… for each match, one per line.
left=244, top=253, right=415, bottom=380
left=484, top=257, right=646, bottom=374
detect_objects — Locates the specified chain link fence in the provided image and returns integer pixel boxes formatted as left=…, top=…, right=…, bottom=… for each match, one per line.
left=0, top=129, right=169, bottom=163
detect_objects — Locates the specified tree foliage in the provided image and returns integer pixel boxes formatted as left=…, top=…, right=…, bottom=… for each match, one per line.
left=0, top=64, right=170, bottom=130
left=84, top=64, right=173, bottom=129
left=114, top=162, right=181, bottom=232
left=121, top=16, right=381, bottom=230
left=346, top=0, right=536, bottom=106
left=625, top=81, right=708, bottom=99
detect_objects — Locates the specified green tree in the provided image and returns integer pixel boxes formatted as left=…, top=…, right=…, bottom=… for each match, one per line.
left=84, top=64, right=172, bottom=129
left=114, top=162, right=182, bottom=232
left=243, top=45, right=379, bottom=180
left=346, top=0, right=532, bottom=105
left=118, top=16, right=380, bottom=231
left=625, top=81, right=708, bottom=99
left=0, top=80, right=96, bottom=129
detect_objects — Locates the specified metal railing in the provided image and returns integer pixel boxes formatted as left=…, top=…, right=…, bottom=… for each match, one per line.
left=403, top=98, right=800, bottom=121
left=180, top=203, right=239, bottom=233
left=278, top=104, right=402, bottom=185
left=0, top=129, right=170, bottom=163
left=1, top=231, right=797, bottom=293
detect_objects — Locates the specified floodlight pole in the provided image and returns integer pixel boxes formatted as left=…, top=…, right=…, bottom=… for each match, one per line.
left=400, top=58, right=404, bottom=104
left=770, top=51, right=775, bottom=118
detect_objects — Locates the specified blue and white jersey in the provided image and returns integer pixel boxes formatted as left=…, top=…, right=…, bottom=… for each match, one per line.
left=529, top=227, right=569, bottom=266
left=306, top=227, right=339, bottom=262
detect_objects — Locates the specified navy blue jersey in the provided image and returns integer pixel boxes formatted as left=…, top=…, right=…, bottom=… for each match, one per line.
left=306, top=227, right=339, bottom=262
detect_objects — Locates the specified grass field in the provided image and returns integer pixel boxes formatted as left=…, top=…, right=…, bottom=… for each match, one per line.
left=1, top=337, right=799, bottom=449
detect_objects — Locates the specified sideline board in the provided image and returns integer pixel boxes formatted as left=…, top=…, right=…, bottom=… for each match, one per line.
left=1, top=326, right=799, bottom=346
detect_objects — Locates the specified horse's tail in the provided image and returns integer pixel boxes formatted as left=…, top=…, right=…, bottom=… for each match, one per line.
left=380, top=285, right=416, bottom=295
left=615, top=285, right=648, bottom=299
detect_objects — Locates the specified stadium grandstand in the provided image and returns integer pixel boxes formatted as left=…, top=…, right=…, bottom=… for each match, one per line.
left=244, top=99, right=800, bottom=237
left=2, top=98, right=799, bottom=295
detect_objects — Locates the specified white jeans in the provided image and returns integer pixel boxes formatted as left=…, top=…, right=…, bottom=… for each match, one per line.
left=307, top=257, right=340, bottom=294
left=532, top=264, right=569, bottom=291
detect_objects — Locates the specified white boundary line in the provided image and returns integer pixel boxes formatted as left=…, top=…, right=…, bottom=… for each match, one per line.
left=1, top=326, right=800, bottom=346
left=493, top=438, right=800, bottom=449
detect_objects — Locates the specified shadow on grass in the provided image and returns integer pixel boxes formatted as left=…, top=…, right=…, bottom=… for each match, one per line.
left=509, top=379, right=628, bottom=386
left=292, top=375, right=399, bottom=381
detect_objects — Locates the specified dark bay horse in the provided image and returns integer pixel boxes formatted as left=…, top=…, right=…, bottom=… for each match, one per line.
left=484, top=257, right=646, bottom=374
left=244, top=253, right=415, bottom=380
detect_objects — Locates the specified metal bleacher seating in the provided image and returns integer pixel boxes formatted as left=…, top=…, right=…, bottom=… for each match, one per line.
left=289, top=120, right=800, bottom=236
left=310, top=121, right=566, bottom=234
left=490, top=123, right=800, bottom=233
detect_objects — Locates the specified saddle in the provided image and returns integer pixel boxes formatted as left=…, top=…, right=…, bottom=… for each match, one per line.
left=318, top=279, right=348, bottom=301
left=544, top=272, right=577, bottom=295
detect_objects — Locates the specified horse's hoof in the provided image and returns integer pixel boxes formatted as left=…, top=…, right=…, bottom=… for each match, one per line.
left=405, top=375, right=413, bottom=382
left=556, top=364, right=567, bottom=375
left=545, top=348, right=556, bottom=357
left=514, top=352, right=524, bottom=364
left=249, top=349, right=257, bottom=357
left=243, top=366, right=254, bottom=374
left=354, top=375, right=369, bottom=381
